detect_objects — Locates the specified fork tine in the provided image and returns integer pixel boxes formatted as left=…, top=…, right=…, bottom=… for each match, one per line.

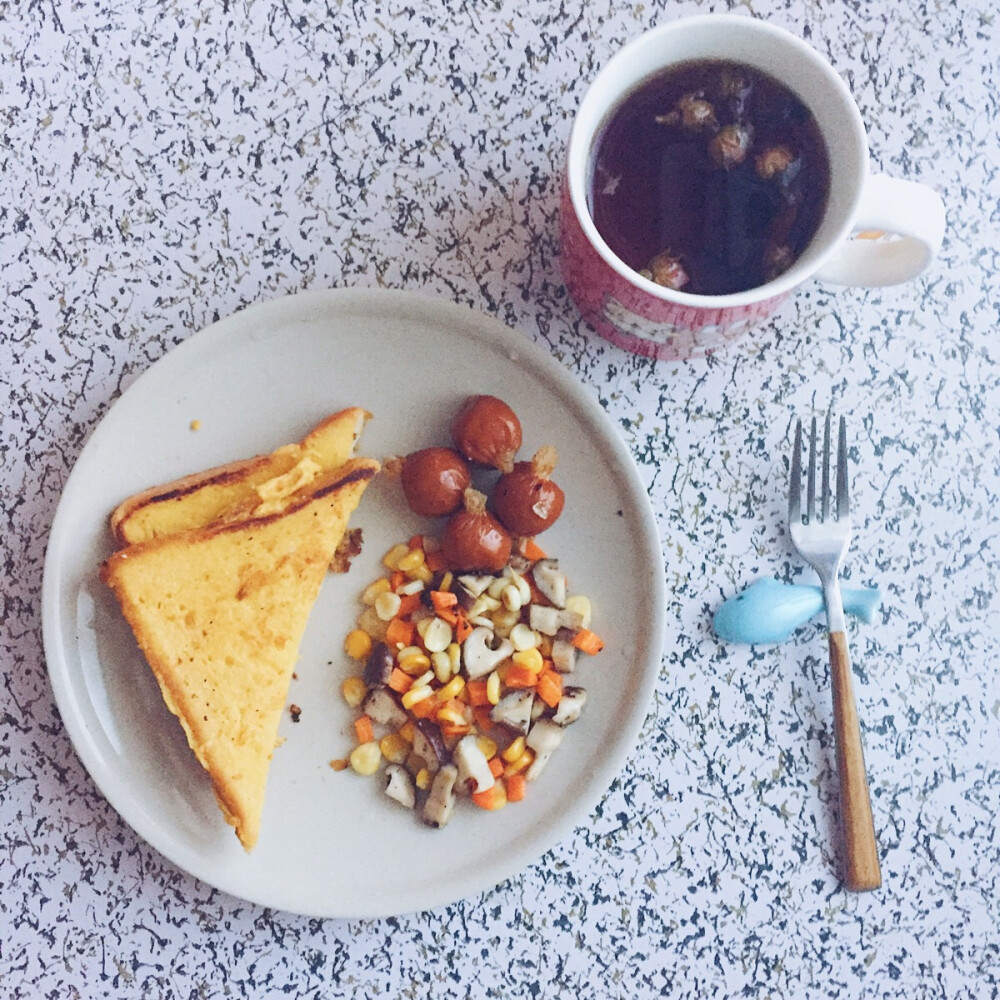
left=821, top=412, right=832, bottom=522
left=836, top=415, right=849, bottom=519
left=789, top=419, right=802, bottom=523
left=806, top=416, right=818, bottom=523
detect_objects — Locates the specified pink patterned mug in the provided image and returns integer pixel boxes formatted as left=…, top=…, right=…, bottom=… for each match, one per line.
left=560, top=14, right=946, bottom=361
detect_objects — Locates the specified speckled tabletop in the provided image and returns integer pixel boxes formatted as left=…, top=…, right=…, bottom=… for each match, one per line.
left=3, top=0, right=999, bottom=996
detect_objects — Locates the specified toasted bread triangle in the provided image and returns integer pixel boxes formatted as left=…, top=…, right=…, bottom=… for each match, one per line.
left=111, top=407, right=370, bottom=546
left=101, top=456, right=379, bottom=850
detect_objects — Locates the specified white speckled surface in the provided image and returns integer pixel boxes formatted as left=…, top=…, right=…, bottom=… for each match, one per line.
left=3, top=0, right=998, bottom=996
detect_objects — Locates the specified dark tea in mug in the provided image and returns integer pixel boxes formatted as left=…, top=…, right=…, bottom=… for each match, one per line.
left=588, top=59, right=831, bottom=296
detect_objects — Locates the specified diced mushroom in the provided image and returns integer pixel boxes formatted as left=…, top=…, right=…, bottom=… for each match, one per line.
left=489, top=689, right=535, bottom=734
left=532, top=558, right=567, bottom=608
left=551, top=686, right=587, bottom=726
left=362, top=685, right=407, bottom=728
left=525, top=719, right=566, bottom=781
left=452, top=734, right=495, bottom=794
left=456, top=573, right=495, bottom=608
left=383, top=763, right=416, bottom=809
left=412, top=718, right=448, bottom=774
left=422, top=764, right=459, bottom=828
left=550, top=629, right=578, bottom=674
left=363, top=642, right=395, bottom=686
left=528, top=604, right=584, bottom=636
left=462, top=626, right=514, bottom=679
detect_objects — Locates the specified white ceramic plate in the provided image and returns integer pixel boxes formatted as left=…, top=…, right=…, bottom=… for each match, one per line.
left=42, top=288, right=665, bottom=918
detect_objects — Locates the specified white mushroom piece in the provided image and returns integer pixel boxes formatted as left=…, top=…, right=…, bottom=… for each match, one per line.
left=551, top=686, right=587, bottom=726
left=422, top=763, right=459, bottom=828
left=452, top=735, right=494, bottom=794
left=549, top=628, right=578, bottom=674
left=489, top=689, right=535, bottom=734
left=524, top=718, right=565, bottom=781
left=528, top=603, right=583, bottom=637
left=362, top=685, right=408, bottom=728
left=462, top=626, right=514, bottom=679
left=383, top=763, right=416, bottom=809
left=531, top=558, right=568, bottom=608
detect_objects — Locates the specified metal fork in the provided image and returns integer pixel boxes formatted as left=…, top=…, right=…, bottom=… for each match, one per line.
left=789, top=414, right=881, bottom=891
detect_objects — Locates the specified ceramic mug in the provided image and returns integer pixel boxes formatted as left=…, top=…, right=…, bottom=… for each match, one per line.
left=559, top=14, right=947, bottom=361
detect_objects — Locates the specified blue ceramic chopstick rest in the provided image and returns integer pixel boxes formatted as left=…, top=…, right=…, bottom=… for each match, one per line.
left=713, top=577, right=881, bottom=645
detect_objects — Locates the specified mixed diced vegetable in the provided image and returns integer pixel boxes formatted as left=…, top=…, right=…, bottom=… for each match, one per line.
left=336, top=536, right=603, bottom=826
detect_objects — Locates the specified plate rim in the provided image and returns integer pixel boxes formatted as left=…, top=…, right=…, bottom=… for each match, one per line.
left=41, top=286, right=666, bottom=917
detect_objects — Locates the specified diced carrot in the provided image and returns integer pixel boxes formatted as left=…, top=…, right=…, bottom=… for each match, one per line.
left=465, top=679, right=491, bottom=707
left=506, top=773, right=526, bottom=802
left=518, top=537, right=547, bottom=561
left=536, top=668, right=563, bottom=708
left=354, top=715, right=374, bottom=744
left=425, top=549, right=447, bottom=572
left=409, top=696, right=438, bottom=719
left=436, top=605, right=461, bottom=626
left=472, top=782, right=507, bottom=810
left=387, top=667, right=414, bottom=694
left=454, top=615, right=473, bottom=644
left=408, top=534, right=424, bottom=550
left=395, top=592, right=423, bottom=618
left=390, top=570, right=406, bottom=591
left=488, top=756, right=504, bottom=778
left=504, top=664, right=539, bottom=689
left=440, top=723, right=472, bottom=739
left=385, top=617, right=415, bottom=648
left=431, top=590, right=458, bottom=612
left=472, top=705, right=495, bottom=731
left=571, top=628, right=605, bottom=655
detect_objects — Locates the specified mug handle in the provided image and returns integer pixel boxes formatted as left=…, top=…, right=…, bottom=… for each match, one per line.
left=814, top=174, right=946, bottom=287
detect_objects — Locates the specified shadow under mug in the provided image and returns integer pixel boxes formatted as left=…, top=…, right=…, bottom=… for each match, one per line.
left=559, top=14, right=947, bottom=361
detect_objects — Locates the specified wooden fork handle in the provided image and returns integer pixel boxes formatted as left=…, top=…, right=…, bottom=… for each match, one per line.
left=829, top=630, right=882, bottom=891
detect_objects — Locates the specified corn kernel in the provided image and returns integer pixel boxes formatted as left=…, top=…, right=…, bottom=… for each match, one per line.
left=486, top=670, right=501, bottom=706
left=501, top=583, right=523, bottom=612
left=374, top=590, right=402, bottom=621
left=380, top=732, right=410, bottom=764
left=410, top=563, right=433, bottom=584
left=349, top=741, right=382, bottom=776
left=362, top=577, right=391, bottom=605
left=476, top=736, right=498, bottom=759
left=487, top=575, right=508, bottom=599
left=397, top=548, right=425, bottom=573
left=565, top=594, right=592, bottom=629
left=398, top=720, right=416, bottom=743
left=341, top=676, right=368, bottom=708
left=401, top=685, right=434, bottom=710
left=398, top=650, right=431, bottom=675
left=423, top=617, right=453, bottom=653
left=447, top=643, right=461, bottom=674
left=438, top=571, right=454, bottom=592
left=437, top=675, right=466, bottom=702
left=502, top=736, right=527, bottom=762
left=415, top=767, right=433, bottom=791
left=513, top=573, right=532, bottom=605
left=509, top=623, right=539, bottom=651
left=503, top=748, right=535, bottom=777
left=512, top=647, right=544, bottom=674
left=381, top=543, right=409, bottom=569
left=343, top=629, right=373, bottom=661
left=411, top=669, right=435, bottom=689
left=432, top=650, right=453, bottom=684
left=437, top=703, right=468, bottom=726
